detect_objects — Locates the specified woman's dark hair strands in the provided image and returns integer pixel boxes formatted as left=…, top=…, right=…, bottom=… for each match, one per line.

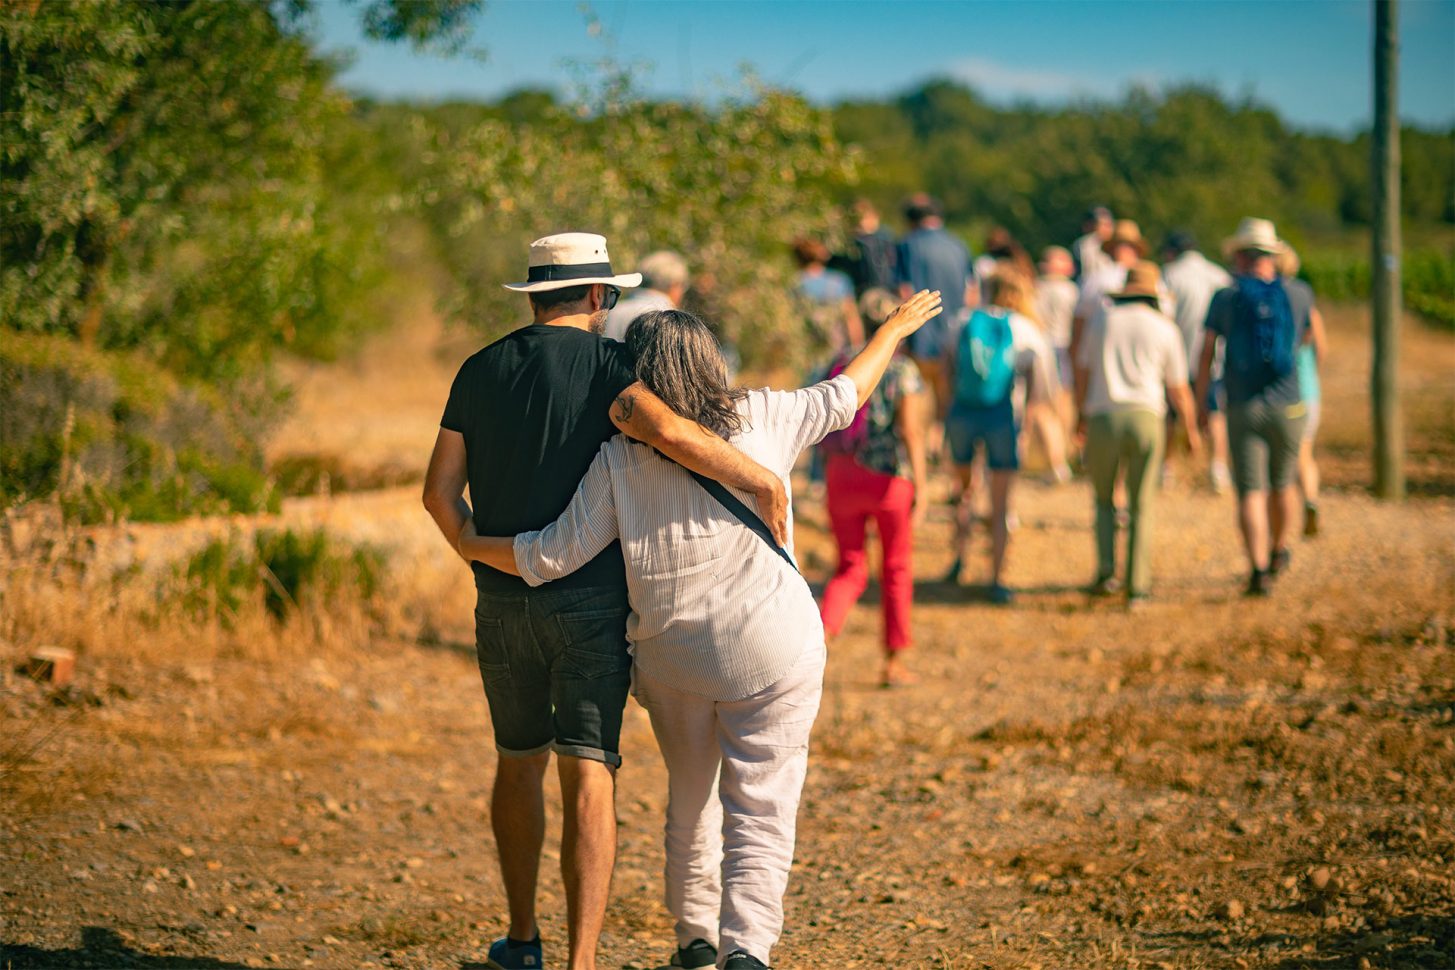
left=624, top=309, right=746, bottom=441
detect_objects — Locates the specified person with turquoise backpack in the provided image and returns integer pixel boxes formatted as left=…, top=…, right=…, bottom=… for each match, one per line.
left=943, top=269, right=1051, bottom=604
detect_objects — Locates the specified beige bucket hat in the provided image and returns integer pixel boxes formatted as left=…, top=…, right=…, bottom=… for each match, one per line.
left=1101, top=219, right=1148, bottom=257
left=1221, top=217, right=1287, bottom=258
left=502, top=232, right=643, bottom=293
left=1108, top=260, right=1164, bottom=301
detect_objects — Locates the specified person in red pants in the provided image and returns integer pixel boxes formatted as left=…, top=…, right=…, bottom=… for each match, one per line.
left=818, top=288, right=930, bottom=687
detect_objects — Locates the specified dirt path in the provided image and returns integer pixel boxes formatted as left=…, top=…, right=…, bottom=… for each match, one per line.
left=4, top=305, right=1454, bottom=968
left=4, top=476, right=1453, bottom=969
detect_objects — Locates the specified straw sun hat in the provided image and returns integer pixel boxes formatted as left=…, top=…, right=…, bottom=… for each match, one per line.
left=502, top=232, right=643, bottom=293
left=1108, top=260, right=1164, bottom=301
left=1221, top=217, right=1287, bottom=258
left=1101, top=219, right=1148, bottom=256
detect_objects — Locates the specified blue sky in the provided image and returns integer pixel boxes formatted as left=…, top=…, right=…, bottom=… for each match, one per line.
left=311, top=0, right=1455, bottom=132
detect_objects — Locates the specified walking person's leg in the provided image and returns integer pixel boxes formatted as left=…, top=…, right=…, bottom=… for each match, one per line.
left=987, top=469, right=1015, bottom=601
left=635, top=672, right=724, bottom=958
left=1122, top=410, right=1164, bottom=599
left=944, top=407, right=979, bottom=584
left=1298, top=400, right=1321, bottom=535
left=494, top=753, right=551, bottom=943
left=1265, top=407, right=1308, bottom=577
left=475, top=591, right=559, bottom=967
left=986, top=404, right=1021, bottom=603
left=873, top=474, right=917, bottom=685
left=1228, top=403, right=1273, bottom=592
left=715, top=642, right=826, bottom=966
left=819, top=456, right=874, bottom=640
left=541, top=588, right=634, bottom=970
left=557, top=758, right=617, bottom=970
left=1085, top=414, right=1119, bottom=591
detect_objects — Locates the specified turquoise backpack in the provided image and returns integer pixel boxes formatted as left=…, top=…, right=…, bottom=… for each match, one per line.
left=954, top=307, right=1017, bottom=408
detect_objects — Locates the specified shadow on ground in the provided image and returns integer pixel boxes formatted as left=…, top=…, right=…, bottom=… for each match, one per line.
left=2, top=927, right=254, bottom=969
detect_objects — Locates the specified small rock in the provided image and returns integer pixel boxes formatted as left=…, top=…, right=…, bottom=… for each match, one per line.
left=114, top=818, right=143, bottom=832
left=1216, top=899, right=1245, bottom=921
left=1309, top=866, right=1333, bottom=892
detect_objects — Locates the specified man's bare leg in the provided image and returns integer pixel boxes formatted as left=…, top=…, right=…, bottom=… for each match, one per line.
left=1270, top=484, right=1301, bottom=557
left=1238, top=490, right=1270, bottom=572
left=493, top=751, right=551, bottom=942
left=988, top=470, right=1015, bottom=587
left=557, top=755, right=618, bottom=970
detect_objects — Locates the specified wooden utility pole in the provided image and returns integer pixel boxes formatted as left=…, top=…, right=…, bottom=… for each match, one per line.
left=1371, top=0, right=1404, bottom=499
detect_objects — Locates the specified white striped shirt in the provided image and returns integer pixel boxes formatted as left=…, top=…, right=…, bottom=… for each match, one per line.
left=512, top=375, right=858, bottom=700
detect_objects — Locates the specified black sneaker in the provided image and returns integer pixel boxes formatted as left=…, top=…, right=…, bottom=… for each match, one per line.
left=1304, top=502, right=1319, bottom=537
left=942, top=557, right=963, bottom=585
left=1088, top=574, right=1122, bottom=597
left=1269, top=547, right=1292, bottom=577
left=1245, top=568, right=1272, bottom=597
left=669, top=939, right=717, bottom=969
left=722, top=952, right=769, bottom=970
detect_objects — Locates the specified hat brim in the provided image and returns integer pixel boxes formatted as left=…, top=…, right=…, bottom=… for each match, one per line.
left=1103, top=238, right=1148, bottom=257
left=1220, top=236, right=1285, bottom=258
left=502, top=273, right=642, bottom=293
left=1108, top=289, right=1161, bottom=302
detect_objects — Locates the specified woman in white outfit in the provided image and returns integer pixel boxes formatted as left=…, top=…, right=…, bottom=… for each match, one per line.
left=459, top=292, right=943, bottom=970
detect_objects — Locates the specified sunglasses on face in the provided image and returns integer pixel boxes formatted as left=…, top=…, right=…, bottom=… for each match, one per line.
left=603, top=286, right=621, bottom=311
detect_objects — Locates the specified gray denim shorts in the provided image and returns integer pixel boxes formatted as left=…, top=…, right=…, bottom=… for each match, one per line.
left=474, top=583, right=632, bottom=767
left=1228, top=398, right=1309, bottom=495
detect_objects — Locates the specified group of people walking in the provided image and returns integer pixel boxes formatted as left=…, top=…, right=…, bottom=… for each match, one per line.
left=794, top=199, right=1328, bottom=683
left=422, top=201, right=1328, bottom=967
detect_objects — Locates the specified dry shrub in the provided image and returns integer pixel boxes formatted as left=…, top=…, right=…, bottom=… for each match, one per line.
left=0, top=495, right=471, bottom=670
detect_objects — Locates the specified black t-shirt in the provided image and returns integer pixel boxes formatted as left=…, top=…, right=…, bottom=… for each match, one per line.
left=441, top=322, right=638, bottom=592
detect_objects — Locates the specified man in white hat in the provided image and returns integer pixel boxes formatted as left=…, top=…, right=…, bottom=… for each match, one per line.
left=422, top=232, right=789, bottom=970
left=1195, top=218, right=1324, bottom=597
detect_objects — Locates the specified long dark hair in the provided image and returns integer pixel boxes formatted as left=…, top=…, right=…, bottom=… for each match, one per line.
left=624, top=309, right=746, bottom=440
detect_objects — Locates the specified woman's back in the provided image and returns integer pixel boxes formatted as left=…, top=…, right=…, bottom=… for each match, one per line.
left=518, top=375, right=858, bottom=701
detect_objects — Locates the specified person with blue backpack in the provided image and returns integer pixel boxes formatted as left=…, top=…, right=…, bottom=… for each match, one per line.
left=944, top=269, right=1051, bottom=604
left=1196, top=219, right=1324, bottom=597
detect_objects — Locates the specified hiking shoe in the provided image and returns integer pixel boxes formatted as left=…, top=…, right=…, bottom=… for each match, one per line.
left=1088, top=574, right=1123, bottom=597
left=1269, top=547, right=1292, bottom=577
left=988, top=584, right=1015, bottom=606
left=1126, top=591, right=1152, bottom=612
left=722, top=952, right=769, bottom=970
left=486, top=934, right=543, bottom=970
left=1245, top=569, right=1272, bottom=598
left=1304, top=502, right=1320, bottom=537
left=669, top=939, right=718, bottom=969
left=942, top=557, right=963, bottom=585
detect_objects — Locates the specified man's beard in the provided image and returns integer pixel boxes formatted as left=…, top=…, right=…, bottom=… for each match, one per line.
left=588, top=309, right=609, bottom=334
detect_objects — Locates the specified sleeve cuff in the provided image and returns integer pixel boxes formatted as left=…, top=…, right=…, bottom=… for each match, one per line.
left=827, top=373, right=859, bottom=430
left=512, top=533, right=549, bottom=588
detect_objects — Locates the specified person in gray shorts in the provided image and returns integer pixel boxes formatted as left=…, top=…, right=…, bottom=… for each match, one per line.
left=1195, top=218, right=1323, bottom=597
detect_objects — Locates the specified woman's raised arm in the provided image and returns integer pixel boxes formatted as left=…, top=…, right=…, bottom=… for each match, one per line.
left=840, top=290, right=943, bottom=408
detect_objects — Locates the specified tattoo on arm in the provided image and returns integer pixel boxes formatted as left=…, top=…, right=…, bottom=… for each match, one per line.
left=613, top=391, right=637, bottom=424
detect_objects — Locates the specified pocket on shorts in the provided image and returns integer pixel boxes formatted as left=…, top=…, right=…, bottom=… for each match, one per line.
left=555, top=606, right=631, bottom=680
left=474, top=612, right=511, bottom=683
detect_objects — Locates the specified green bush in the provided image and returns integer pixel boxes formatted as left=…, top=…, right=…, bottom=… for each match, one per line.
left=1301, top=247, right=1455, bottom=329
left=175, top=528, right=386, bottom=625
left=0, top=332, right=277, bottom=522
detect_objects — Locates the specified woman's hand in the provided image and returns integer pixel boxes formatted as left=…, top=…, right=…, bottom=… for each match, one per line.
left=884, top=289, right=944, bottom=339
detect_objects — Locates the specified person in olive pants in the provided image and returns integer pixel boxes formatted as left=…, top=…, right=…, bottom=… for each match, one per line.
left=1075, top=261, right=1201, bottom=604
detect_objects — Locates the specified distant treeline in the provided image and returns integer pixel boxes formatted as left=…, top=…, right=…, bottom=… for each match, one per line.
left=2, top=0, right=1451, bottom=522
left=830, top=79, right=1454, bottom=252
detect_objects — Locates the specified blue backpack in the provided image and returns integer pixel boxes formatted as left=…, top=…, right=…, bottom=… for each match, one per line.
left=954, top=307, right=1017, bottom=408
left=1227, top=276, right=1297, bottom=393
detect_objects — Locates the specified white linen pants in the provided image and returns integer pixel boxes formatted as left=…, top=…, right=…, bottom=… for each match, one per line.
left=634, top=640, right=826, bottom=966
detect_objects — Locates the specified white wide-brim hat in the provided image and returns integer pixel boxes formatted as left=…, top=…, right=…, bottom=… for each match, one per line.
left=1222, top=217, right=1286, bottom=258
left=502, top=232, right=643, bottom=293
